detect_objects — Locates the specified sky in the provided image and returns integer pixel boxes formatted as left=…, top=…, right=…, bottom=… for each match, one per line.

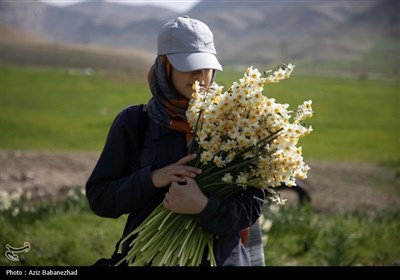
left=41, top=0, right=200, bottom=12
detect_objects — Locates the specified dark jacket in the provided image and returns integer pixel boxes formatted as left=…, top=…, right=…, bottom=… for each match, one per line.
left=86, top=105, right=265, bottom=266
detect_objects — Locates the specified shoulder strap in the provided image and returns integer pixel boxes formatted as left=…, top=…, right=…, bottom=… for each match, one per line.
left=137, top=104, right=149, bottom=154
left=111, top=104, right=148, bottom=261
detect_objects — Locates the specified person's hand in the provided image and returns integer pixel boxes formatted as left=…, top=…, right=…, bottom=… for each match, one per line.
left=151, top=154, right=202, bottom=188
left=163, top=177, right=208, bottom=214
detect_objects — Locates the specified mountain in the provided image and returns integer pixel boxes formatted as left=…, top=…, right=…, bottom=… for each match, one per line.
left=0, top=0, right=51, bottom=38
left=0, top=0, right=178, bottom=50
left=1, top=24, right=153, bottom=72
left=187, top=0, right=399, bottom=65
left=1, top=0, right=398, bottom=67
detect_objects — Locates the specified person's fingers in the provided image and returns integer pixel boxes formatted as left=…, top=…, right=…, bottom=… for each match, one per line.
left=172, top=165, right=202, bottom=176
left=184, top=176, right=196, bottom=184
left=176, top=154, right=197, bottom=165
left=162, top=197, right=169, bottom=209
left=164, top=177, right=207, bottom=214
left=161, top=166, right=199, bottom=179
left=170, top=175, right=186, bottom=183
left=172, top=168, right=197, bottom=178
left=152, top=158, right=202, bottom=188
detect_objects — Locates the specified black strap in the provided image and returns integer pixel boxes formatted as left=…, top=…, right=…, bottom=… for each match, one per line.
left=111, top=104, right=149, bottom=260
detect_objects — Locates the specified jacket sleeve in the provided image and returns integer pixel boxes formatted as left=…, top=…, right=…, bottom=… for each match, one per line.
left=195, top=187, right=265, bottom=235
left=85, top=107, right=160, bottom=218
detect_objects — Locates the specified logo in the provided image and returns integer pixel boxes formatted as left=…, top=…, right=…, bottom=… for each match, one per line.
left=5, top=242, right=30, bottom=262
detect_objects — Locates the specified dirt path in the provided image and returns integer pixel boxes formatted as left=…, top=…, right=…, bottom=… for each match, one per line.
left=1, top=150, right=399, bottom=214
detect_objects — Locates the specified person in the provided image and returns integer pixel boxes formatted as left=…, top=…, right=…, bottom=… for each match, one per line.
left=86, top=16, right=265, bottom=266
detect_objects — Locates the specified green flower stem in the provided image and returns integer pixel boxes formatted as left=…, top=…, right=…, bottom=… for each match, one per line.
left=207, top=238, right=216, bottom=266
left=157, top=210, right=173, bottom=230
left=186, top=227, right=200, bottom=263
left=177, top=220, right=196, bottom=265
left=178, top=221, right=196, bottom=257
left=129, top=211, right=194, bottom=266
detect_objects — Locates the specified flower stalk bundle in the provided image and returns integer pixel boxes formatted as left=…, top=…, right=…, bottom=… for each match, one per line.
left=118, top=63, right=313, bottom=266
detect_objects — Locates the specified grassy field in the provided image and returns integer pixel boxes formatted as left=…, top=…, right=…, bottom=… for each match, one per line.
left=300, top=38, right=400, bottom=80
left=1, top=65, right=399, bottom=163
left=1, top=64, right=399, bottom=266
left=1, top=66, right=150, bottom=151
left=0, top=189, right=126, bottom=266
left=1, top=189, right=399, bottom=266
left=263, top=204, right=400, bottom=266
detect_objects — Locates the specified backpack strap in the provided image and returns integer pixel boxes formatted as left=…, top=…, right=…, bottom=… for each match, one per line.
left=137, top=104, right=148, bottom=152
left=110, top=104, right=148, bottom=264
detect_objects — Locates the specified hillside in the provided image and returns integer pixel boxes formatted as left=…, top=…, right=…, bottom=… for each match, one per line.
left=0, top=0, right=178, bottom=51
left=1, top=0, right=398, bottom=67
left=1, top=25, right=153, bottom=72
left=189, top=0, right=399, bottom=65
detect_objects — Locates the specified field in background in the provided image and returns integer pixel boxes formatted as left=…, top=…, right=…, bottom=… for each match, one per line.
left=1, top=189, right=399, bottom=266
left=299, top=38, right=400, bottom=80
left=1, top=66, right=150, bottom=151
left=1, top=34, right=399, bottom=266
left=1, top=65, right=398, bottom=164
left=0, top=189, right=126, bottom=266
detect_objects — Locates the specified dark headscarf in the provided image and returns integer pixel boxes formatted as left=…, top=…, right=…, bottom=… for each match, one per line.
left=146, top=56, right=192, bottom=134
left=146, top=55, right=216, bottom=144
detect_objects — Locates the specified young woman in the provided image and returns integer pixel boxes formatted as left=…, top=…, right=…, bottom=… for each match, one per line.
left=86, top=16, right=265, bottom=266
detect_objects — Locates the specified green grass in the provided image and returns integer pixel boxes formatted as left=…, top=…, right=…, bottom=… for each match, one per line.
left=263, top=204, right=400, bottom=266
left=1, top=212, right=126, bottom=266
left=0, top=190, right=126, bottom=266
left=1, top=66, right=151, bottom=151
left=1, top=192, right=398, bottom=266
left=1, top=65, right=398, bottom=164
left=301, top=38, right=400, bottom=79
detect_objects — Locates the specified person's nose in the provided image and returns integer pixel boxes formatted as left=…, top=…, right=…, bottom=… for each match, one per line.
left=193, top=69, right=209, bottom=85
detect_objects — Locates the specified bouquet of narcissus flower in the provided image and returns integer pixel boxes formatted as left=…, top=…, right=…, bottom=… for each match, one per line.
left=118, top=63, right=313, bottom=266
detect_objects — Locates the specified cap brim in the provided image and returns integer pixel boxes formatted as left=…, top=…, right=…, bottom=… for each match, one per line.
left=167, top=53, right=223, bottom=72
